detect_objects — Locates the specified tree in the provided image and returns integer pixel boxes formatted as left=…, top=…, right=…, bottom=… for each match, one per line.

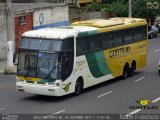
left=132, top=0, right=160, bottom=24
left=101, top=0, right=160, bottom=24
left=102, top=0, right=128, bottom=17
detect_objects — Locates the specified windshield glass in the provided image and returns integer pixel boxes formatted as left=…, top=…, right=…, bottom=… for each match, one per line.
left=20, top=37, right=62, bottom=51
left=17, top=37, right=74, bottom=81
left=17, top=51, right=61, bottom=80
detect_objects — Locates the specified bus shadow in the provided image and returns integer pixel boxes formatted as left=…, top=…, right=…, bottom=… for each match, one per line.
left=22, top=93, right=75, bottom=103
left=22, top=71, right=143, bottom=102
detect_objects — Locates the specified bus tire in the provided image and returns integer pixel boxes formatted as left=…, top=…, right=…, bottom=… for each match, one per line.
left=159, top=70, right=160, bottom=75
left=121, top=64, right=129, bottom=79
left=129, top=62, right=136, bottom=76
left=74, top=79, right=83, bottom=96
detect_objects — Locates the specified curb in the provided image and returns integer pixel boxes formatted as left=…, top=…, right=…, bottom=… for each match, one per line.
left=0, top=72, right=16, bottom=75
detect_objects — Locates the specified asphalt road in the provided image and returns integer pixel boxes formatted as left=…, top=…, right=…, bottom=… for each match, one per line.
left=0, top=37, right=160, bottom=116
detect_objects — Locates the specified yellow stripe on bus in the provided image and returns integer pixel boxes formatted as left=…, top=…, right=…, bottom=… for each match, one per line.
left=16, top=76, right=42, bottom=81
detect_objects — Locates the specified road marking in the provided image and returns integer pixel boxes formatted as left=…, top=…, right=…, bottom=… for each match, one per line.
left=44, top=110, right=66, bottom=119
left=154, top=49, right=160, bottom=53
left=135, top=77, right=145, bottom=82
left=97, top=91, right=112, bottom=98
left=49, top=110, right=66, bottom=116
left=128, top=109, right=142, bottom=115
left=152, top=97, right=160, bottom=103
left=0, top=108, right=5, bottom=111
left=53, top=110, right=66, bottom=115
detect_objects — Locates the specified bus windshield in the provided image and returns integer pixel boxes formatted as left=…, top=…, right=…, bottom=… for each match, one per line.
left=17, top=38, right=62, bottom=80
left=18, top=51, right=61, bottom=80
left=20, top=37, right=62, bottom=51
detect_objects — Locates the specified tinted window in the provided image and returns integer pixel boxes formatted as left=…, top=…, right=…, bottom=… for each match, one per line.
left=20, top=38, right=62, bottom=51
left=63, top=37, right=74, bottom=51
left=89, top=35, right=101, bottom=50
left=76, top=37, right=88, bottom=54
left=52, top=41, right=62, bottom=51
left=124, top=28, right=134, bottom=43
left=112, top=31, right=123, bottom=45
left=134, top=26, right=146, bottom=41
left=102, top=32, right=113, bottom=48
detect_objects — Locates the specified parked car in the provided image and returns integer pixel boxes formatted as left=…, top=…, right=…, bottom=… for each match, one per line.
left=148, top=25, right=159, bottom=39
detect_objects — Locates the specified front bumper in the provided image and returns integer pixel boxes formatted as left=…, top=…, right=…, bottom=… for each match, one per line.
left=16, top=82, right=63, bottom=96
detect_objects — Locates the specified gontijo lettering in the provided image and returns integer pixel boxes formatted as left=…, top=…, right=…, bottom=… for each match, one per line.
left=110, top=46, right=130, bottom=57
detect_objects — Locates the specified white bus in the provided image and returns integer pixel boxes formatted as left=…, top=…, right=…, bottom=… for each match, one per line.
left=15, top=18, right=148, bottom=96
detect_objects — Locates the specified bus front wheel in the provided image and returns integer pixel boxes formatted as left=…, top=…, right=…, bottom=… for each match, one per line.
left=75, top=79, right=83, bottom=96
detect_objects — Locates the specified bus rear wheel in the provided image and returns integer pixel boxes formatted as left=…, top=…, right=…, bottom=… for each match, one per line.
left=129, top=62, right=136, bottom=76
left=75, top=80, right=83, bottom=96
left=121, top=64, right=129, bottom=79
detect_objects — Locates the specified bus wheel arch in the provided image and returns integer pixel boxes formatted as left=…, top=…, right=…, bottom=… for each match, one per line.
left=121, top=62, right=129, bottom=79
left=74, top=77, right=84, bottom=95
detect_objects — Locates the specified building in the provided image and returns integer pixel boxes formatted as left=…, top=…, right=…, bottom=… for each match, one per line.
left=0, top=3, right=69, bottom=59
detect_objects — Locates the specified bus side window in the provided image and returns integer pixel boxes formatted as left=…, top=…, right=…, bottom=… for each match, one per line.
left=124, top=28, right=134, bottom=43
left=76, top=37, right=88, bottom=55
left=62, top=52, right=74, bottom=80
left=112, top=31, right=123, bottom=45
left=89, top=35, right=101, bottom=50
left=134, top=26, right=147, bottom=41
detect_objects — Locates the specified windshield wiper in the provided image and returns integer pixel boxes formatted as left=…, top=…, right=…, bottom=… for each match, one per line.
left=45, top=65, right=57, bottom=79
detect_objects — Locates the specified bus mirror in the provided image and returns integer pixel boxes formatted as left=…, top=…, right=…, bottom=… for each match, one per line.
left=13, top=52, right=17, bottom=65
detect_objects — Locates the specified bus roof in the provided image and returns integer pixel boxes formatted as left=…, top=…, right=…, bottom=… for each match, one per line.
left=22, top=26, right=97, bottom=39
left=22, top=17, right=147, bottom=39
left=72, top=18, right=146, bottom=27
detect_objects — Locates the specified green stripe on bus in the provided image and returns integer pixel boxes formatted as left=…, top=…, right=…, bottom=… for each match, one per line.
left=95, top=52, right=111, bottom=75
left=85, top=53, right=104, bottom=78
left=78, top=30, right=96, bottom=37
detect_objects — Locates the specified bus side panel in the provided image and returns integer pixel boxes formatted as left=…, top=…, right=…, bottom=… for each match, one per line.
left=133, top=40, right=147, bottom=69
left=69, top=39, right=147, bottom=91
left=72, top=55, right=114, bottom=89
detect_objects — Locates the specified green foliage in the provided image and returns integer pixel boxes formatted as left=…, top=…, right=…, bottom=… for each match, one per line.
left=102, top=1, right=128, bottom=17
left=85, top=0, right=160, bottom=19
left=132, top=0, right=160, bottom=19
left=85, top=2, right=102, bottom=11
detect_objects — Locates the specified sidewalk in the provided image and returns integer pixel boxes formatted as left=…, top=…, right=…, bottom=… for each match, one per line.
left=0, top=59, right=16, bottom=74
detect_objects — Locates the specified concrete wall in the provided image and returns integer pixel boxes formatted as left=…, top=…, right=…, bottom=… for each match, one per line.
left=80, top=11, right=102, bottom=20
left=33, top=5, right=69, bottom=29
left=69, top=6, right=80, bottom=23
left=0, top=11, right=7, bottom=60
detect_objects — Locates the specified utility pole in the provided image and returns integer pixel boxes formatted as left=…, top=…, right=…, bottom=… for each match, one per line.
left=129, top=0, right=132, bottom=18
left=5, top=0, right=14, bottom=69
